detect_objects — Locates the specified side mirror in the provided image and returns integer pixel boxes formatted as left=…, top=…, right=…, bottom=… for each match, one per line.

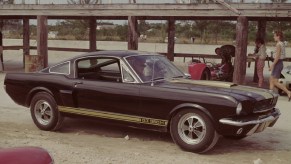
left=184, top=73, right=191, bottom=79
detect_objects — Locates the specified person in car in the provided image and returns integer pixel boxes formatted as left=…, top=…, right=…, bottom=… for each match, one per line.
left=216, top=53, right=233, bottom=81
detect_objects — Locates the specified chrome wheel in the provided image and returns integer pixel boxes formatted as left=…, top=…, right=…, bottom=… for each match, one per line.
left=177, top=113, right=206, bottom=145
left=171, top=109, right=218, bottom=153
left=34, top=100, right=53, bottom=126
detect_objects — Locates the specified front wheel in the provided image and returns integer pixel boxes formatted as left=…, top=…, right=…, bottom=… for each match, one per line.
left=30, top=92, right=63, bottom=131
left=170, top=109, right=219, bottom=153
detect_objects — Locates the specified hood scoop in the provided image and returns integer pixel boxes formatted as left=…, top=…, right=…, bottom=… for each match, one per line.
left=170, top=79, right=237, bottom=88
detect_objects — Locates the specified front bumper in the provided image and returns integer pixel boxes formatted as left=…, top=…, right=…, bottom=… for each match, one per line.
left=219, top=108, right=280, bottom=135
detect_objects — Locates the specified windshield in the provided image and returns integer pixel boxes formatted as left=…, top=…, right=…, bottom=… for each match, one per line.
left=125, top=55, right=184, bottom=82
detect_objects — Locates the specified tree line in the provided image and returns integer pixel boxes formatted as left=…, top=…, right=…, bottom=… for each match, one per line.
left=3, top=19, right=291, bottom=46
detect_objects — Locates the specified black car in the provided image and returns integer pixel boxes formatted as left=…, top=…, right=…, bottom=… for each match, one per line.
left=4, top=50, right=280, bottom=153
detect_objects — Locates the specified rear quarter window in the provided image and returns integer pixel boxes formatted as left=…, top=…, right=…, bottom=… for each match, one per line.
left=49, top=61, right=70, bottom=75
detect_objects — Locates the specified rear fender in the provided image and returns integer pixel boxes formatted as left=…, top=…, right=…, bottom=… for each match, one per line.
left=25, top=87, right=54, bottom=107
left=188, top=63, right=207, bottom=80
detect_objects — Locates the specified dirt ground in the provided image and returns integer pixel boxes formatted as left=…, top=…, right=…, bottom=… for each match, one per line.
left=1, top=40, right=291, bottom=163
left=1, top=75, right=291, bottom=164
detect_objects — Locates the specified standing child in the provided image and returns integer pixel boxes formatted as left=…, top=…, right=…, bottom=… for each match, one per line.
left=253, top=38, right=267, bottom=88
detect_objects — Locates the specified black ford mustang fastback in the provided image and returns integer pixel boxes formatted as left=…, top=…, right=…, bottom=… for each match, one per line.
left=4, top=50, right=280, bottom=153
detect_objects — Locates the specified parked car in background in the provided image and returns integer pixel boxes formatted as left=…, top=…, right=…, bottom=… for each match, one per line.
left=4, top=50, right=280, bottom=153
left=188, top=45, right=235, bottom=82
left=278, top=65, right=291, bottom=95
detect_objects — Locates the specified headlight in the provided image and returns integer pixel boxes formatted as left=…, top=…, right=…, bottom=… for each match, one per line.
left=236, top=103, right=242, bottom=115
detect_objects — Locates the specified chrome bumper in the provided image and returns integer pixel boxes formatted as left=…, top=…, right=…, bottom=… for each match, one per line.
left=219, top=108, right=280, bottom=126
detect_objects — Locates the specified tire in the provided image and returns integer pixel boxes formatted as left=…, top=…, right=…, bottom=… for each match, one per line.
left=223, top=135, right=247, bottom=140
left=30, top=92, right=64, bottom=131
left=200, top=69, right=211, bottom=80
left=170, top=109, right=219, bottom=153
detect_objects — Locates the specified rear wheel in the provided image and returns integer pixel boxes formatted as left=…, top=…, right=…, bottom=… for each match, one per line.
left=170, top=109, right=219, bottom=153
left=30, top=92, right=63, bottom=131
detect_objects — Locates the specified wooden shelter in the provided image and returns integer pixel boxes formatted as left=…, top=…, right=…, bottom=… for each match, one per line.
left=1, top=3, right=291, bottom=84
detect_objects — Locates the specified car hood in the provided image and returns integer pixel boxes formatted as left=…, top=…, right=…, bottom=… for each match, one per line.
left=158, top=78, right=275, bottom=101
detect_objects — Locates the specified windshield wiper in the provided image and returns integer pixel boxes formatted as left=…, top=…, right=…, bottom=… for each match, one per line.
left=172, top=76, right=184, bottom=79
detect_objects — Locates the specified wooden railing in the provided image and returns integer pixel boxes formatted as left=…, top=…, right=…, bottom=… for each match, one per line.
left=3, top=45, right=291, bottom=62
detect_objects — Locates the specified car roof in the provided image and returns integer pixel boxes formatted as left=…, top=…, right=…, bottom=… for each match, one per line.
left=71, top=50, right=160, bottom=60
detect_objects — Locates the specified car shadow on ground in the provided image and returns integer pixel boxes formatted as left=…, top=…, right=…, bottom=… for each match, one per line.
left=58, top=117, right=286, bottom=155
left=59, top=117, right=173, bottom=142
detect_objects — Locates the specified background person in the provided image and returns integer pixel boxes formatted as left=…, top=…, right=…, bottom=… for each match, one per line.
left=252, top=38, right=267, bottom=88
left=269, top=31, right=291, bottom=101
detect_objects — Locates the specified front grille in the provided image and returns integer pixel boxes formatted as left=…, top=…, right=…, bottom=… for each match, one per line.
left=254, top=98, right=274, bottom=113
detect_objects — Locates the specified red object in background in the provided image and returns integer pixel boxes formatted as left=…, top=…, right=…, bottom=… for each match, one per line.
left=0, top=147, right=53, bottom=164
left=188, top=63, right=207, bottom=80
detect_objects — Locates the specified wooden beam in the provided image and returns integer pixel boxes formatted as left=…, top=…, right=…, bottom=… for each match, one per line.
left=89, top=17, right=97, bottom=52
left=2, top=4, right=291, bottom=19
left=233, top=16, right=248, bottom=84
left=37, top=15, right=48, bottom=68
left=23, top=18, right=30, bottom=68
left=215, top=0, right=241, bottom=15
left=167, top=18, right=175, bottom=61
left=128, top=16, right=138, bottom=50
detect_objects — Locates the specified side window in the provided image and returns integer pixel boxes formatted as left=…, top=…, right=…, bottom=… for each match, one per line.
left=122, top=67, right=134, bottom=83
left=49, top=61, right=70, bottom=75
left=77, top=57, right=121, bottom=82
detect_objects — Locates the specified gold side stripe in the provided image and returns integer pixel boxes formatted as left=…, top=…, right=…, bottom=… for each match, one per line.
left=58, top=106, right=168, bottom=127
left=171, top=79, right=235, bottom=88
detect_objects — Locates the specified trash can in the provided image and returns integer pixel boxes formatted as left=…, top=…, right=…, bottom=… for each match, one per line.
left=25, top=55, right=44, bottom=72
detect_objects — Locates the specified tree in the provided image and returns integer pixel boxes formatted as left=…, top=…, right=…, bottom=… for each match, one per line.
left=194, top=20, right=210, bottom=43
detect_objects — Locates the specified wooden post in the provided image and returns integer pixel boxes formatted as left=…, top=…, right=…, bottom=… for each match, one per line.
left=253, top=19, right=267, bottom=82
left=0, top=32, right=3, bottom=72
left=23, top=18, right=30, bottom=67
left=37, top=15, right=48, bottom=68
left=89, top=17, right=97, bottom=52
left=128, top=16, right=138, bottom=50
left=0, top=20, right=3, bottom=72
left=167, top=18, right=175, bottom=61
left=233, top=16, right=248, bottom=84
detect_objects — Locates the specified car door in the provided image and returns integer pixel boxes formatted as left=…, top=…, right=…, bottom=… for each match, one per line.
left=73, top=56, right=140, bottom=116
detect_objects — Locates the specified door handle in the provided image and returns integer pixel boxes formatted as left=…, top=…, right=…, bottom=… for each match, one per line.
left=74, top=81, right=83, bottom=87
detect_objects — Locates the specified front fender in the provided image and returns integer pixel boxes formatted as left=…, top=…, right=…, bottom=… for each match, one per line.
left=168, top=103, right=214, bottom=125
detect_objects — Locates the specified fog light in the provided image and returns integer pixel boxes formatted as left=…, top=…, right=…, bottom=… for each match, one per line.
left=237, top=128, right=243, bottom=135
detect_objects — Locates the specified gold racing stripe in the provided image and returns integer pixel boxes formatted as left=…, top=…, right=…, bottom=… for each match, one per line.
left=231, top=86, right=274, bottom=99
left=58, top=106, right=168, bottom=127
left=170, top=79, right=273, bottom=99
left=170, top=79, right=236, bottom=88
